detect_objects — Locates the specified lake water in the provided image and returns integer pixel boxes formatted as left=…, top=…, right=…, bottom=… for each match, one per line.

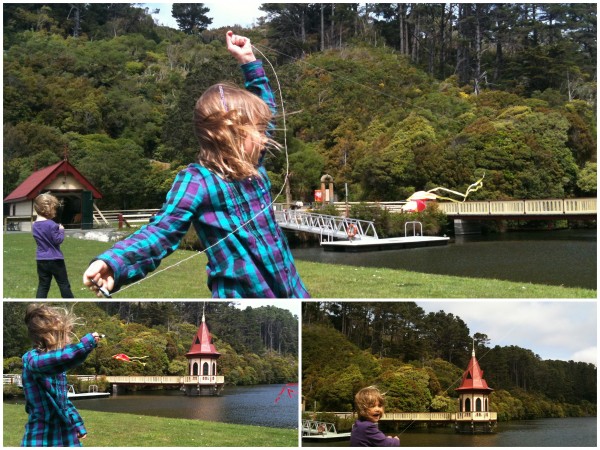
left=303, top=417, right=597, bottom=447
left=9, top=385, right=298, bottom=429
left=290, top=229, right=597, bottom=290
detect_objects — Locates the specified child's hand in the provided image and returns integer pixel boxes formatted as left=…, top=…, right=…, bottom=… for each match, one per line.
left=59, top=224, right=64, bottom=230
left=226, top=30, right=256, bottom=64
left=83, top=260, right=114, bottom=298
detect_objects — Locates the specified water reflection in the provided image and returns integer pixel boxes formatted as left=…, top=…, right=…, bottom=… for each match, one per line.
left=302, top=417, right=596, bottom=447
left=290, top=230, right=596, bottom=289
left=68, top=385, right=297, bottom=429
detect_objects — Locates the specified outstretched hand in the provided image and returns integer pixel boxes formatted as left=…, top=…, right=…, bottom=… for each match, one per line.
left=83, top=260, right=114, bottom=298
left=226, top=30, right=256, bottom=64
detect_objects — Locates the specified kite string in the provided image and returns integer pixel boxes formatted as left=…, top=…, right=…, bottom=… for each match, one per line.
left=116, top=45, right=289, bottom=296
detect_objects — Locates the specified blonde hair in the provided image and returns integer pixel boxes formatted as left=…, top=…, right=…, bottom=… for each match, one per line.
left=193, top=82, right=279, bottom=180
left=355, top=386, right=386, bottom=419
left=24, top=304, right=81, bottom=351
left=33, top=193, right=60, bottom=219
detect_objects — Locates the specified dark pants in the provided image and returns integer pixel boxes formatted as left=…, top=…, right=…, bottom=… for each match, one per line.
left=36, top=259, right=74, bottom=298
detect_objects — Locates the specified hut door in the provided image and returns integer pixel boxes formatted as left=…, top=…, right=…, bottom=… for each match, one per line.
left=203, top=362, right=209, bottom=375
left=192, top=362, right=199, bottom=376
left=476, top=398, right=482, bottom=412
left=81, top=190, right=93, bottom=229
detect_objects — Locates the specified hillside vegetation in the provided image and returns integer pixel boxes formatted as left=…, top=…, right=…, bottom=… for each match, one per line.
left=302, top=302, right=596, bottom=425
left=3, top=4, right=596, bottom=209
left=3, top=302, right=298, bottom=387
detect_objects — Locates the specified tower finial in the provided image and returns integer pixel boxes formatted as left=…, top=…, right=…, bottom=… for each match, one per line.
left=472, top=338, right=476, bottom=357
left=202, top=302, right=206, bottom=323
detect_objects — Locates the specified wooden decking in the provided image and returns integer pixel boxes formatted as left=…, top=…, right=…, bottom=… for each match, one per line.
left=105, top=375, right=224, bottom=385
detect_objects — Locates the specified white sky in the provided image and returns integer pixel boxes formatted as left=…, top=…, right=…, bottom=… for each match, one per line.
left=418, top=300, right=597, bottom=365
left=232, top=299, right=300, bottom=318
left=146, top=2, right=265, bottom=30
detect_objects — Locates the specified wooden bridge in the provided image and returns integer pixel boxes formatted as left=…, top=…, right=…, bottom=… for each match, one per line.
left=333, top=197, right=596, bottom=220
left=328, top=411, right=497, bottom=434
left=106, top=375, right=225, bottom=396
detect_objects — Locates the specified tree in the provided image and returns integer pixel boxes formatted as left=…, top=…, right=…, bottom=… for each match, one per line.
left=171, top=4, right=212, bottom=35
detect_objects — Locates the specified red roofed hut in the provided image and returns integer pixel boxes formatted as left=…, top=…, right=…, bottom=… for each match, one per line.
left=184, top=312, right=224, bottom=396
left=454, top=346, right=497, bottom=433
left=3, top=159, right=102, bottom=231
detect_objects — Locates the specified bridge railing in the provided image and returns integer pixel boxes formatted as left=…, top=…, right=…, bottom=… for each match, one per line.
left=328, top=198, right=596, bottom=217
left=382, top=412, right=453, bottom=421
left=275, top=209, right=378, bottom=240
left=438, top=198, right=596, bottom=216
left=455, top=411, right=498, bottom=421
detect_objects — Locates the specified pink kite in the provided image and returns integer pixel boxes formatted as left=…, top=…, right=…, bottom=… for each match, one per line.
left=112, top=353, right=149, bottom=365
left=275, top=383, right=298, bottom=404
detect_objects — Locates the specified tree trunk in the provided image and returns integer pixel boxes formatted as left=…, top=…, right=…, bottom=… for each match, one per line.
left=320, top=4, right=325, bottom=51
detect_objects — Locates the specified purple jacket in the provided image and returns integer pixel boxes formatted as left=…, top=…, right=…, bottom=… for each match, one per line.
left=32, top=219, right=65, bottom=260
left=350, top=419, right=400, bottom=447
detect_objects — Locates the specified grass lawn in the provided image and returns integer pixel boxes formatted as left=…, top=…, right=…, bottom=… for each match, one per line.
left=3, top=232, right=595, bottom=298
left=3, top=403, right=297, bottom=447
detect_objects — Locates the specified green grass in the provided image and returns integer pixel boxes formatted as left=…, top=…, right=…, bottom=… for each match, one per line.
left=3, top=403, right=297, bottom=446
left=3, top=232, right=595, bottom=298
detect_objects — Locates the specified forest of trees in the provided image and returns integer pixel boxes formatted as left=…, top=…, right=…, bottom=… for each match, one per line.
left=302, top=302, right=596, bottom=422
left=3, top=3, right=596, bottom=211
left=3, top=302, right=298, bottom=386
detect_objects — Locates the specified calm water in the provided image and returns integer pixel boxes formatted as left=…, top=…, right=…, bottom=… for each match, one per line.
left=290, top=229, right=597, bottom=290
left=303, top=417, right=597, bottom=447
left=9, top=385, right=298, bottom=429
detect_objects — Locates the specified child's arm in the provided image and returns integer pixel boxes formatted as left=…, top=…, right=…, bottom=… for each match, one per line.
left=83, top=168, right=206, bottom=293
left=23, top=333, right=98, bottom=375
left=51, top=221, right=65, bottom=245
left=226, top=30, right=256, bottom=64
left=65, top=397, right=87, bottom=439
left=227, top=31, right=277, bottom=163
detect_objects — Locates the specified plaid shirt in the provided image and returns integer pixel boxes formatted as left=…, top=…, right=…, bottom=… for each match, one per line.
left=97, top=61, right=310, bottom=298
left=21, top=333, right=97, bottom=447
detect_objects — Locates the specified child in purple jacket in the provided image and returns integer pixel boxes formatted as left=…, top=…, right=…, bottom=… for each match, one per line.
left=350, top=386, right=400, bottom=447
left=32, top=193, right=74, bottom=298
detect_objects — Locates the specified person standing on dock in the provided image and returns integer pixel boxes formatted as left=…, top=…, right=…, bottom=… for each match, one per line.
left=350, top=386, right=400, bottom=447
left=21, top=304, right=101, bottom=447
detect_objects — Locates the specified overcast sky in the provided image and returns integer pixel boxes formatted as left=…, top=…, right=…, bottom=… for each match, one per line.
left=146, top=2, right=265, bottom=30
left=418, top=300, right=597, bottom=365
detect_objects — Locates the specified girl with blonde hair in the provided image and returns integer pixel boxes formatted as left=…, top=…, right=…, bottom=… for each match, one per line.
left=350, top=386, right=400, bottom=446
left=21, top=304, right=100, bottom=446
left=84, top=31, right=309, bottom=298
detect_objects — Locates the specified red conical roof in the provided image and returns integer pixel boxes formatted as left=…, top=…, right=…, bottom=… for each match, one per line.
left=186, top=314, right=220, bottom=358
left=455, top=348, right=493, bottom=393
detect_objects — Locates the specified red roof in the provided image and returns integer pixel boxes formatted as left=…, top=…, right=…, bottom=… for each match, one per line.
left=455, top=350, right=493, bottom=393
left=186, top=315, right=220, bottom=358
left=4, top=160, right=102, bottom=202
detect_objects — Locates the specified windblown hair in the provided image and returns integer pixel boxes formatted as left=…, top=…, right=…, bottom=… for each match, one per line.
left=355, top=386, right=386, bottom=419
left=24, top=304, right=81, bottom=351
left=33, top=193, right=60, bottom=220
left=193, top=82, right=280, bottom=180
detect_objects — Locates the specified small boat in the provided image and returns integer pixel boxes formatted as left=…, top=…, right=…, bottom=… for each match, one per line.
left=302, top=420, right=351, bottom=442
left=67, top=384, right=110, bottom=399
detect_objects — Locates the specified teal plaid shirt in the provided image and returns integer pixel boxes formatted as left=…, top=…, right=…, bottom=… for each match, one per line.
left=21, top=333, right=97, bottom=447
left=97, top=61, right=309, bottom=298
